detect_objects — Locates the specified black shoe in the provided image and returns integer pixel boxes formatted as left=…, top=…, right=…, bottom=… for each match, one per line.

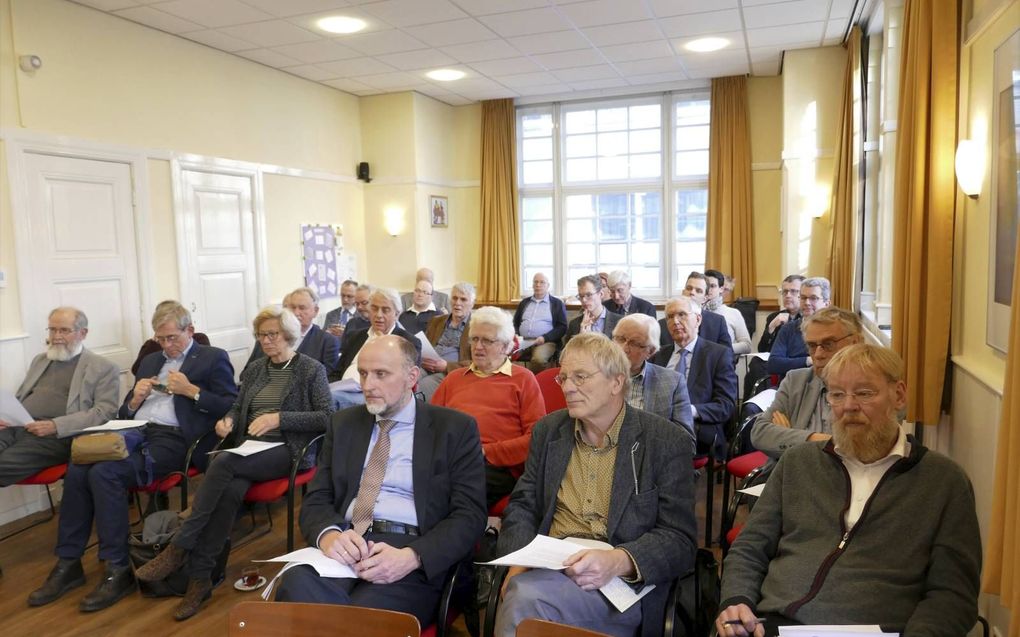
left=79, top=563, right=136, bottom=612
left=28, top=558, right=86, bottom=606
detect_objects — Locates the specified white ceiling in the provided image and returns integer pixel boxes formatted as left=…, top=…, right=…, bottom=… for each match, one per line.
left=69, top=0, right=858, bottom=106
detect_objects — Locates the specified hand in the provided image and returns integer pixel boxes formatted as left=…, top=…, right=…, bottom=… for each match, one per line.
left=768, top=313, right=790, bottom=333
left=327, top=325, right=344, bottom=338
left=129, top=377, right=158, bottom=410
left=320, top=529, right=371, bottom=567
left=214, top=417, right=234, bottom=438
left=26, top=420, right=57, bottom=437
left=355, top=542, right=420, bottom=584
left=247, top=413, right=280, bottom=437
left=771, top=412, right=791, bottom=428
left=715, top=603, right=765, bottom=637
left=562, top=548, right=632, bottom=591
left=0, top=418, right=10, bottom=430
left=501, top=566, right=529, bottom=600
left=807, top=432, right=832, bottom=442
left=166, top=370, right=198, bottom=399
left=533, top=336, right=545, bottom=346
left=806, top=356, right=813, bottom=367
left=422, top=357, right=448, bottom=373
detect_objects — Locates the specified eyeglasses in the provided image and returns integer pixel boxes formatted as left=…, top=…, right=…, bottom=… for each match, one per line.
left=780, top=288, right=801, bottom=296
left=469, top=336, right=503, bottom=347
left=554, top=370, right=603, bottom=387
left=666, top=312, right=692, bottom=322
left=414, top=289, right=433, bottom=295
left=826, top=389, right=881, bottom=406
left=256, top=331, right=281, bottom=341
left=46, top=327, right=78, bottom=336
left=801, top=294, right=825, bottom=303
left=154, top=333, right=185, bottom=344
left=612, top=336, right=650, bottom=351
left=577, top=291, right=598, bottom=301
left=805, top=333, right=853, bottom=353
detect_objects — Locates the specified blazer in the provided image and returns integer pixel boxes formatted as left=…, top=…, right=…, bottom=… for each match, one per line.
left=640, top=361, right=694, bottom=437
left=605, top=295, right=656, bottom=318
left=658, top=311, right=732, bottom=351
left=121, top=343, right=238, bottom=467
left=512, top=295, right=568, bottom=344
left=562, top=309, right=623, bottom=347
left=18, top=348, right=120, bottom=438
left=750, top=368, right=827, bottom=459
left=424, top=313, right=471, bottom=372
left=757, top=310, right=793, bottom=353
left=332, top=324, right=422, bottom=381
left=341, top=315, right=371, bottom=344
left=131, top=332, right=211, bottom=376
left=401, top=290, right=451, bottom=314
left=299, top=401, right=487, bottom=582
left=767, top=315, right=810, bottom=376
left=498, top=405, right=697, bottom=637
left=224, top=353, right=333, bottom=468
left=652, top=337, right=737, bottom=427
left=247, top=324, right=340, bottom=376
left=399, top=309, right=441, bottom=336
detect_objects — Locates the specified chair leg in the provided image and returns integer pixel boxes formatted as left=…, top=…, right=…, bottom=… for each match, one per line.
left=704, top=460, right=715, bottom=547
left=719, top=471, right=732, bottom=544
left=287, top=488, right=295, bottom=552
left=180, top=477, right=189, bottom=511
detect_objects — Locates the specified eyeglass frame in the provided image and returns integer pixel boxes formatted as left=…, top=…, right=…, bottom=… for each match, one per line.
left=804, top=333, right=854, bottom=353
left=554, top=370, right=603, bottom=387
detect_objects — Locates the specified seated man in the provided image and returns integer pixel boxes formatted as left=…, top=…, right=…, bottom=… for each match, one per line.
left=767, top=276, right=831, bottom=378
left=604, top=270, right=656, bottom=318
left=0, top=307, right=119, bottom=485
left=703, top=269, right=752, bottom=355
left=513, top=272, right=568, bottom=369
left=563, top=275, right=623, bottom=348
left=611, top=314, right=694, bottom=441
left=744, top=275, right=804, bottom=399
left=398, top=279, right=440, bottom=335
left=401, top=267, right=450, bottom=314
left=274, top=336, right=486, bottom=628
left=653, top=296, right=737, bottom=460
left=659, top=272, right=732, bottom=351
left=324, top=279, right=359, bottom=341
left=418, top=282, right=475, bottom=401
left=494, top=332, right=696, bottom=637
left=29, top=301, right=237, bottom=612
left=750, top=307, right=863, bottom=459
left=247, top=286, right=340, bottom=375
left=717, top=344, right=981, bottom=635
left=432, top=306, right=545, bottom=507
left=343, top=283, right=374, bottom=340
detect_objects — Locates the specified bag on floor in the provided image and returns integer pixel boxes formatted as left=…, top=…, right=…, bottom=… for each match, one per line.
left=128, top=510, right=231, bottom=597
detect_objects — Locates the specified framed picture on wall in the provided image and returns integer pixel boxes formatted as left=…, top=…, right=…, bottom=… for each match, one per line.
left=430, top=195, right=449, bottom=228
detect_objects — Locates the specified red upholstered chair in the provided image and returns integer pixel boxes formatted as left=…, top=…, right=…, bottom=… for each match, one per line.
left=488, top=495, right=511, bottom=518
left=129, top=430, right=214, bottom=521
left=719, top=415, right=771, bottom=544
left=1, top=463, right=68, bottom=540
left=534, top=367, right=566, bottom=414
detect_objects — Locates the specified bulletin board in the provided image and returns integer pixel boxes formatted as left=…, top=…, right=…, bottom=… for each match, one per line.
left=301, top=224, right=345, bottom=298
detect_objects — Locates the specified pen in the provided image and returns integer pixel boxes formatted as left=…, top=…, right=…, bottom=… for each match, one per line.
left=722, top=618, right=766, bottom=626
left=630, top=441, right=640, bottom=495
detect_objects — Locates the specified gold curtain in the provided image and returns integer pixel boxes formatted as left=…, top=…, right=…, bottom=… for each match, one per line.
left=706, top=76, right=756, bottom=299
left=891, top=0, right=959, bottom=424
left=826, top=27, right=862, bottom=309
left=478, top=99, right=520, bottom=302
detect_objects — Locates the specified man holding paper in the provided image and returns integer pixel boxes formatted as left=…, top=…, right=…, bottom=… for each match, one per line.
left=416, top=282, right=475, bottom=400
left=494, top=332, right=697, bottom=637
left=0, top=307, right=119, bottom=485
left=274, top=335, right=486, bottom=628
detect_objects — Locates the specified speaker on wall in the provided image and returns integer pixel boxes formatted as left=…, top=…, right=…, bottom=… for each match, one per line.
left=357, top=162, right=371, bottom=183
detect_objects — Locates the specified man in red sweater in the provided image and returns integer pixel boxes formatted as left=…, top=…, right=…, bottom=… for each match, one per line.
left=432, top=306, right=546, bottom=507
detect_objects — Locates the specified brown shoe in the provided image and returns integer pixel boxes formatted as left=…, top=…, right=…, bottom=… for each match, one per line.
left=173, top=578, right=212, bottom=621
left=135, top=544, right=188, bottom=582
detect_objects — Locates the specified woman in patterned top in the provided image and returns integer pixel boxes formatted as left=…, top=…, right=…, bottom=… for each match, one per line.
left=136, top=306, right=332, bottom=620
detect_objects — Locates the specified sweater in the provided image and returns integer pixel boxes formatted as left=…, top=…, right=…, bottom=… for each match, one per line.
left=430, top=365, right=546, bottom=469
left=721, top=437, right=981, bottom=635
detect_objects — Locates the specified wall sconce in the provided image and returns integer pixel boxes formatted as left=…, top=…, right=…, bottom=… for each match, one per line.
left=383, top=207, right=404, bottom=237
left=955, top=140, right=984, bottom=199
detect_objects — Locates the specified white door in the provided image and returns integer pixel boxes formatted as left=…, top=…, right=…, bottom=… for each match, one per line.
left=21, top=152, right=144, bottom=383
left=176, top=168, right=261, bottom=376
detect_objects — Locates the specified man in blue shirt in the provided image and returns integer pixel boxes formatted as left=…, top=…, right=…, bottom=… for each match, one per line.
left=513, top=272, right=567, bottom=368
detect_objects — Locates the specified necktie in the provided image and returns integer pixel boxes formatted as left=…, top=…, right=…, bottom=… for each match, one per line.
left=340, top=309, right=351, bottom=327
left=677, top=349, right=689, bottom=382
left=351, top=419, right=396, bottom=535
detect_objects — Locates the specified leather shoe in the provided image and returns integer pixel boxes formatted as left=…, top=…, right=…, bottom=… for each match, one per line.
left=79, top=563, right=136, bottom=612
left=173, top=578, right=212, bottom=621
left=135, top=544, right=188, bottom=582
left=28, top=558, right=85, bottom=606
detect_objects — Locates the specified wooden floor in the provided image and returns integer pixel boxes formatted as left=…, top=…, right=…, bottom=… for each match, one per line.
left=0, top=469, right=727, bottom=637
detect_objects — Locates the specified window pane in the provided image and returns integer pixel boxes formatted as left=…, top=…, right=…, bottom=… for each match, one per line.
left=522, top=112, right=553, bottom=137
left=630, top=153, right=661, bottom=178
left=630, top=129, right=661, bottom=153
left=675, top=124, right=709, bottom=151
left=565, top=134, right=596, bottom=158
left=521, top=197, right=552, bottom=220
left=522, top=220, right=553, bottom=242
left=523, top=160, right=552, bottom=184
left=523, top=137, right=552, bottom=161
left=632, top=215, right=660, bottom=241
left=597, top=107, right=628, bottom=131
left=566, top=157, right=597, bottom=181
left=598, top=243, right=627, bottom=264
left=676, top=150, right=709, bottom=176
left=568, top=267, right=593, bottom=287
left=675, top=188, right=708, bottom=286
left=566, top=243, right=596, bottom=266
left=597, top=131, right=628, bottom=155
left=567, top=219, right=596, bottom=240
left=598, top=218, right=627, bottom=241
left=676, top=99, right=710, bottom=126
left=629, top=104, right=660, bottom=129
left=564, top=109, right=596, bottom=134
left=597, top=155, right=628, bottom=180
left=566, top=195, right=594, bottom=218
left=632, top=242, right=660, bottom=264
left=523, top=244, right=553, bottom=265
left=632, top=266, right=660, bottom=288
left=597, top=193, right=628, bottom=215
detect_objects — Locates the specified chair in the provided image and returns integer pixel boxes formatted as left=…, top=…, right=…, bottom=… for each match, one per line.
left=534, top=367, right=566, bottom=413
left=516, top=619, right=610, bottom=637
left=228, top=601, right=421, bottom=637
left=488, top=494, right=511, bottom=518
left=718, top=416, right=769, bottom=542
left=0, top=463, right=68, bottom=540
left=129, top=431, right=212, bottom=521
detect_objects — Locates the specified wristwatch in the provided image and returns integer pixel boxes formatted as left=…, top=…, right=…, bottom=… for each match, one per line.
left=193, top=390, right=201, bottom=403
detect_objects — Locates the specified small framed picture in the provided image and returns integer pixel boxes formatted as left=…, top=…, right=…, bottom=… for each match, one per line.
left=429, top=195, right=449, bottom=228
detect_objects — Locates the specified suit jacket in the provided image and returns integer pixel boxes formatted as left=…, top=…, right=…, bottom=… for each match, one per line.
left=750, top=368, right=826, bottom=459
left=399, top=309, right=440, bottom=336
left=424, top=313, right=471, bottom=372
left=512, top=295, right=568, bottom=344
left=299, top=401, right=487, bottom=581
left=401, top=290, right=451, bottom=314
left=640, top=361, right=694, bottom=437
left=18, top=348, right=120, bottom=438
left=563, top=309, right=623, bottom=347
left=757, top=310, right=793, bottom=353
left=767, top=315, right=810, bottom=376
left=323, top=306, right=357, bottom=330
left=498, top=405, right=697, bottom=637
left=333, top=325, right=422, bottom=381
left=121, top=343, right=238, bottom=466
left=658, top=311, right=732, bottom=351
left=652, top=337, right=737, bottom=427
left=247, top=324, right=340, bottom=375
left=605, top=295, right=656, bottom=318
left=341, top=315, right=371, bottom=345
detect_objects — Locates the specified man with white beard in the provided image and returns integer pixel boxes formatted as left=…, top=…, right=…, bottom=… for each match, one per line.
left=0, top=307, right=119, bottom=485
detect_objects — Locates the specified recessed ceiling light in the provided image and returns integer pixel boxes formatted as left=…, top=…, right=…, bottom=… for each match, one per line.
left=316, top=16, right=366, bottom=34
left=426, top=69, right=465, bottom=82
left=685, top=37, right=730, bottom=53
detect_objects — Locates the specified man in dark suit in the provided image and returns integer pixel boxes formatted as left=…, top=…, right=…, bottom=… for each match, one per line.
left=274, top=336, right=486, bottom=627
left=604, top=270, right=656, bottom=318
left=562, top=275, right=623, bottom=349
left=324, top=279, right=360, bottom=341
left=29, top=301, right=237, bottom=612
left=513, top=272, right=568, bottom=368
left=653, top=296, right=737, bottom=460
left=494, top=332, right=696, bottom=637
left=657, top=272, right=732, bottom=352
left=247, top=286, right=339, bottom=375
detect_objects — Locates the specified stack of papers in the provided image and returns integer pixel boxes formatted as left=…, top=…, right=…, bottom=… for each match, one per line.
left=737, top=483, right=767, bottom=498
left=208, top=440, right=284, bottom=457
left=82, top=420, right=148, bottom=432
left=779, top=627, right=897, bottom=637
left=0, top=389, right=32, bottom=426
left=255, top=547, right=356, bottom=600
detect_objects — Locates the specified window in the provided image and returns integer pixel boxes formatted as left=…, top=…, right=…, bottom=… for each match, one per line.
left=518, top=93, right=710, bottom=298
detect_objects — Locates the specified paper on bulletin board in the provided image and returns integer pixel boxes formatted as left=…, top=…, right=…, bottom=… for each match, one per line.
left=301, top=224, right=345, bottom=298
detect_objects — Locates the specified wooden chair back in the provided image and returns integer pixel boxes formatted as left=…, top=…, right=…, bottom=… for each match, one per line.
left=516, top=618, right=610, bottom=637
left=228, top=601, right=421, bottom=637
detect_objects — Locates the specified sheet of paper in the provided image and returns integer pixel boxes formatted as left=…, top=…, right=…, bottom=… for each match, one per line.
left=415, top=331, right=441, bottom=361
left=208, top=440, right=284, bottom=457
left=779, top=627, right=894, bottom=637
left=746, top=389, right=778, bottom=412
left=82, top=420, right=149, bottom=432
left=738, top=483, right=766, bottom=498
left=256, top=547, right=357, bottom=600
left=0, top=389, right=33, bottom=426
left=742, top=352, right=770, bottom=361
left=329, top=378, right=361, bottom=393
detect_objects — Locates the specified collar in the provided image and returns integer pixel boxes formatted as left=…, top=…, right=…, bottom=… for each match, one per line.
left=447, top=312, right=469, bottom=328
left=300, top=324, right=313, bottom=337
left=370, top=323, right=397, bottom=338
left=683, top=335, right=698, bottom=354
left=530, top=295, right=548, bottom=304
left=834, top=427, right=910, bottom=465
left=163, top=339, right=195, bottom=363
left=469, top=357, right=513, bottom=378
left=574, top=402, right=626, bottom=449
left=411, top=302, right=437, bottom=314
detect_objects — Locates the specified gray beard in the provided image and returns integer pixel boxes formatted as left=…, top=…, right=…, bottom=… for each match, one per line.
left=46, top=341, right=83, bottom=362
left=832, top=415, right=901, bottom=464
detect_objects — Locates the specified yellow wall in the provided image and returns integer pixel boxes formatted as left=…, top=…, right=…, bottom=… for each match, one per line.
left=748, top=76, right=784, bottom=298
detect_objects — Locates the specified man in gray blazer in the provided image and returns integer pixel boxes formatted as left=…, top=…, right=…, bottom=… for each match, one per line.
left=750, top=306, right=863, bottom=459
left=612, top=314, right=694, bottom=440
left=0, top=307, right=119, bottom=485
left=495, top=332, right=697, bottom=637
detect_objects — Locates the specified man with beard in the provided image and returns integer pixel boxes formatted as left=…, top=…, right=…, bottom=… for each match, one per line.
left=717, top=344, right=981, bottom=636
left=0, top=307, right=119, bottom=485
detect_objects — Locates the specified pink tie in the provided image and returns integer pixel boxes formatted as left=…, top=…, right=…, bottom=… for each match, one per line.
left=351, top=419, right=396, bottom=535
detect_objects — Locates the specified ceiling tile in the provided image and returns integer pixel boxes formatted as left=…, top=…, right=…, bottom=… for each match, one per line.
left=450, top=0, right=549, bottom=15
left=555, top=0, right=651, bottom=28
left=113, top=6, right=204, bottom=33
left=825, top=20, right=847, bottom=40
left=581, top=20, right=664, bottom=47
left=272, top=39, right=361, bottom=63
left=659, top=9, right=742, bottom=38
left=234, top=48, right=303, bottom=68
left=219, top=21, right=321, bottom=47
left=678, top=49, right=748, bottom=69
left=829, top=0, right=855, bottom=20
left=318, top=56, right=398, bottom=76
left=467, top=56, right=544, bottom=76
left=287, top=8, right=389, bottom=35
left=440, top=39, right=521, bottom=62
left=647, top=0, right=738, bottom=17
left=455, top=87, right=519, bottom=100
left=155, top=0, right=274, bottom=28
left=72, top=0, right=140, bottom=10
left=360, top=0, right=468, bottom=27
left=742, top=0, right=831, bottom=29
left=282, top=64, right=337, bottom=81
left=567, top=77, right=630, bottom=90
left=478, top=8, right=572, bottom=38
left=509, top=84, right=569, bottom=96
left=552, top=65, right=619, bottom=82
left=746, top=21, right=825, bottom=47
left=686, top=60, right=750, bottom=78
left=376, top=48, right=458, bottom=70
left=614, top=57, right=684, bottom=75
left=239, top=0, right=351, bottom=18
left=748, top=45, right=786, bottom=62
left=322, top=77, right=375, bottom=92
left=448, top=77, right=511, bottom=92
left=499, top=71, right=562, bottom=88
left=342, top=29, right=429, bottom=55
left=405, top=18, right=497, bottom=47
left=183, top=29, right=257, bottom=51
left=625, top=70, right=691, bottom=85
left=415, top=84, right=455, bottom=96
left=532, top=48, right=605, bottom=71
left=508, top=30, right=590, bottom=55
left=440, top=95, right=475, bottom=105
left=671, top=31, right=744, bottom=54
left=823, top=37, right=842, bottom=46
left=356, top=70, right=429, bottom=89
left=599, top=40, right=674, bottom=63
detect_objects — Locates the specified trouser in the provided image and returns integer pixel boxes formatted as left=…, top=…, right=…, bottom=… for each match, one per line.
left=55, top=427, right=188, bottom=566
left=173, top=445, right=292, bottom=579
left=485, top=463, right=517, bottom=509
left=0, top=428, right=72, bottom=486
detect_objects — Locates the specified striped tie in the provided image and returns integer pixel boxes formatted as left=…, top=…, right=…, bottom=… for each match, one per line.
left=677, top=349, right=689, bottom=383
left=351, top=419, right=396, bottom=535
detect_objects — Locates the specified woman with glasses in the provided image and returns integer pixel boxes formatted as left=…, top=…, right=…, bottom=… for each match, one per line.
left=431, top=306, right=545, bottom=506
left=136, top=306, right=332, bottom=621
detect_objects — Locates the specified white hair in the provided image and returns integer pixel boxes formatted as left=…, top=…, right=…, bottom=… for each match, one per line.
left=469, top=306, right=515, bottom=343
